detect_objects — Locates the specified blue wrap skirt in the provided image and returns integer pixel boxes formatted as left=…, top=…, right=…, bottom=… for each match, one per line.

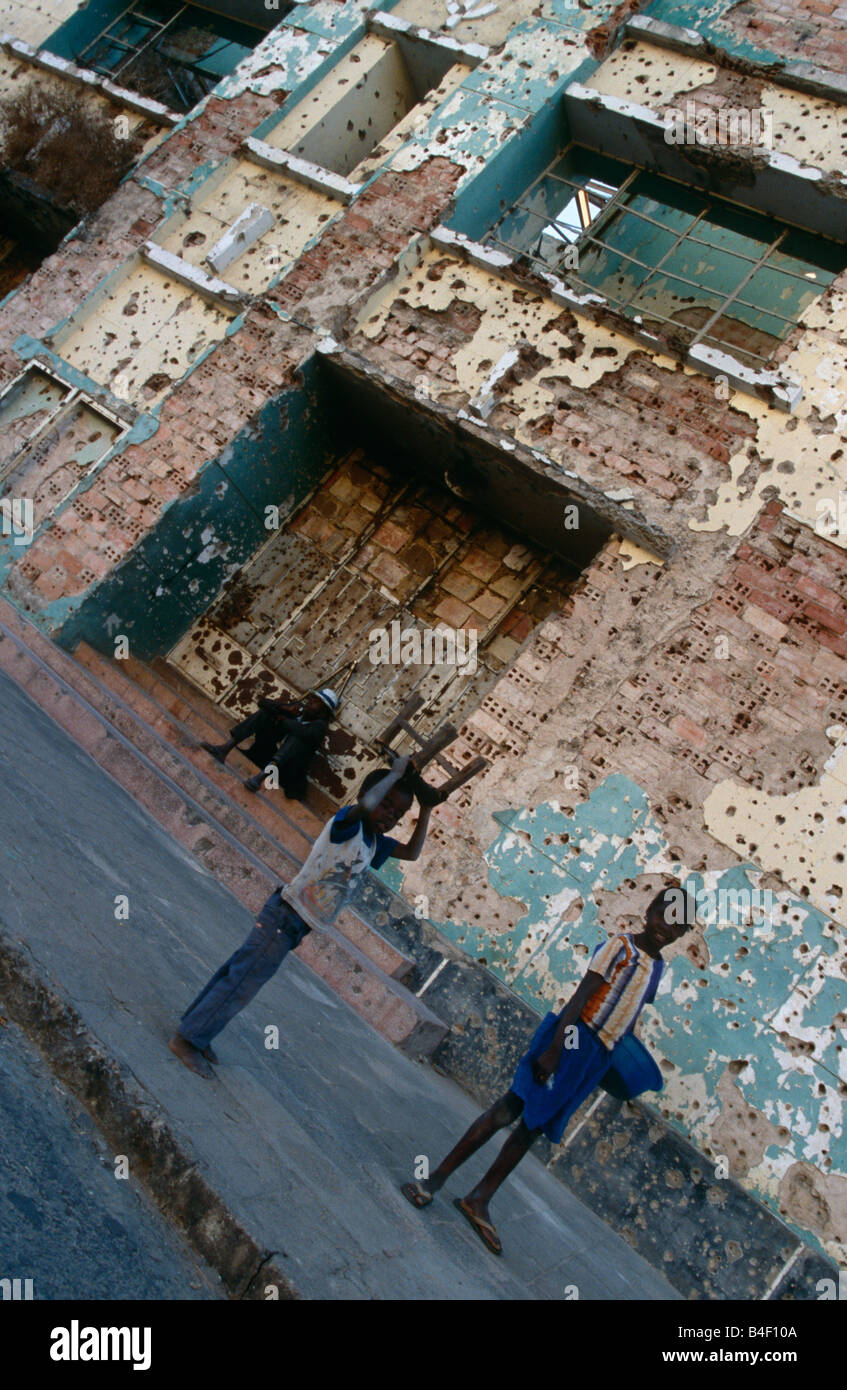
left=510, top=1013, right=611, bottom=1143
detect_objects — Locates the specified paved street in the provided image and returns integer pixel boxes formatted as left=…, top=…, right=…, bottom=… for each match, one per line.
left=0, top=670, right=679, bottom=1300
left=0, top=1016, right=223, bottom=1300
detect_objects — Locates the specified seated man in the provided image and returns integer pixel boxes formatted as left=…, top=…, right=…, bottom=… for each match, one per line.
left=202, top=687, right=337, bottom=801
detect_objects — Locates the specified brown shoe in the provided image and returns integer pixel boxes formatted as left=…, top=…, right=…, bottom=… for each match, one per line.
left=169, top=1033, right=215, bottom=1078
left=202, top=1045, right=219, bottom=1065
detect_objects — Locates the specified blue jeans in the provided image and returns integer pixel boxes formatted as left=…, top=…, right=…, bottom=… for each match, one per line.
left=178, top=892, right=310, bottom=1050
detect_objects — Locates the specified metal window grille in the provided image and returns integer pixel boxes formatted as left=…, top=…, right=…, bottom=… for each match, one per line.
left=75, top=2, right=258, bottom=114
left=487, top=147, right=845, bottom=369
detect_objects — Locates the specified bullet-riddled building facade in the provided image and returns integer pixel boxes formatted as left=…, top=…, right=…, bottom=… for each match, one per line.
left=1, top=0, right=846, bottom=1291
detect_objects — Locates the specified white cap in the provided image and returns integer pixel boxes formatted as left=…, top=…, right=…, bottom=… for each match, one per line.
left=314, top=687, right=339, bottom=714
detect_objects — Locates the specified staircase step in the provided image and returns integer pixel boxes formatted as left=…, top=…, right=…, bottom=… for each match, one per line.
left=73, top=647, right=413, bottom=984
left=149, top=656, right=351, bottom=825
left=148, top=652, right=329, bottom=837
left=74, top=643, right=316, bottom=862
left=0, top=603, right=440, bottom=1051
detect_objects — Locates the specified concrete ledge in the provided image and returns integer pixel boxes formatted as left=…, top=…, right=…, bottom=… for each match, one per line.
left=367, top=10, right=488, bottom=67
left=141, top=242, right=250, bottom=309
left=243, top=136, right=363, bottom=204
left=0, top=925, right=298, bottom=1300
left=0, top=35, right=179, bottom=123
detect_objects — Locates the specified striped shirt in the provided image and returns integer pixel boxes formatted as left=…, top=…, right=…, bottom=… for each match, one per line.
left=580, top=933, right=663, bottom=1049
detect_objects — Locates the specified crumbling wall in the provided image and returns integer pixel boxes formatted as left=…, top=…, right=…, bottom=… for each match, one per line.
left=1, top=0, right=846, bottom=1267
left=363, top=31, right=847, bottom=1264
left=712, top=0, right=847, bottom=72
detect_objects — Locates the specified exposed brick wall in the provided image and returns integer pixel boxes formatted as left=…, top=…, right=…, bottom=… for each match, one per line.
left=270, top=159, right=463, bottom=330
left=511, top=351, right=759, bottom=509
left=720, top=0, right=847, bottom=72
left=576, top=502, right=847, bottom=849
left=9, top=303, right=313, bottom=603
left=356, top=282, right=760, bottom=511
left=137, top=92, right=287, bottom=191
left=359, top=292, right=483, bottom=396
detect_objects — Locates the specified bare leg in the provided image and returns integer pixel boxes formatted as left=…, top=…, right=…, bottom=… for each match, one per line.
left=462, top=1119, right=539, bottom=1225
left=418, top=1091, right=524, bottom=1197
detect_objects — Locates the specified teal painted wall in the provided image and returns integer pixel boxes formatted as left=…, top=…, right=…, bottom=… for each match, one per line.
left=57, top=353, right=337, bottom=659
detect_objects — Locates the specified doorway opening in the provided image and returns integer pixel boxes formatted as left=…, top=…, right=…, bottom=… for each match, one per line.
left=168, top=363, right=612, bottom=803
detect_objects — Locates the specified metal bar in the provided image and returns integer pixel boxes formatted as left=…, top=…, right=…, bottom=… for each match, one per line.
left=112, top=5, right=189, bottom=78
left=76, top=1, right=140, bottom=62
left=499, top=169, right=828, bottom=288
left=690, top=230, right=787, bottom=349
left=590, top=205, right=710, bottom=312
left=484, top=231, right=777, bottom=365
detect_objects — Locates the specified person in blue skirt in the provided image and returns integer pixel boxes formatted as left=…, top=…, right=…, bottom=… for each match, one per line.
left=402, top=886, right=696, bottom=1255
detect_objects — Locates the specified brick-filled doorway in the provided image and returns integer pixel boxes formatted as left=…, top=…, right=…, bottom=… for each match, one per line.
left=168, top=444, right=601, bottom=801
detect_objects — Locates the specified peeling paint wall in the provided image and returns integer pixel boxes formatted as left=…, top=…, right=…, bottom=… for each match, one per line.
left=1, top=0, right=847, bottom=1272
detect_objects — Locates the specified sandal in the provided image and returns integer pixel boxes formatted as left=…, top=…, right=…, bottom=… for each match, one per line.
left=453, top=1197, right=502, bottom=1255
left=401, top=1181, right=433, bottom=1209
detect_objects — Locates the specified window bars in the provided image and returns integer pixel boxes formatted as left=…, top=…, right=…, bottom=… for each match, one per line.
left=487, top=148, right=845, bottom=369
left=75, top=2, right=257, bottom=113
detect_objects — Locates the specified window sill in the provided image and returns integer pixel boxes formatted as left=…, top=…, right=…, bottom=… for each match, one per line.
left=0, top=35, right=179, bottom=125
left=430, top=224, right=804, bottom=413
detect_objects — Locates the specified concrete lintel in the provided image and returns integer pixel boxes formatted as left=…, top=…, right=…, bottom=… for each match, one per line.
left=623, top=14, right=847, bottom=107
left=242, top=136, right=362, bottom=203
left=316, top=341, right=674, bottom=561
left=141, top=242, right=249, bottom=308
left=622, top=15, right=710, bottom=57
left=367, top=9, right=488, bottom=68
left=206, top=203, right=275, bottom=275
left=0, top=35, right=178, bottom=124
left=687, top=344, right=803, bottom=414
left=430, top=224, right=514, bottom=273
left=563, top=83, right=847, bottom=240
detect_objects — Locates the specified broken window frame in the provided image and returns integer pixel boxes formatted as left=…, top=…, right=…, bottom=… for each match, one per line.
left=486, top=146, right=845, bottom=370
left=265, top=23, right=470, bottom=186
left=72, top=0, right=264, bottom=115
left=0, top=361, right=130, bottom=511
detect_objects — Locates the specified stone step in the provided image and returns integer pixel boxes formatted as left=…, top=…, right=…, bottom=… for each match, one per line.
left=0, top=603, right=444, bottom=1055
left=71, top=643, right=417, bottom=988
left=74, top=643, right=317, bottom=862
left=72, top=650, right=417, bottom=989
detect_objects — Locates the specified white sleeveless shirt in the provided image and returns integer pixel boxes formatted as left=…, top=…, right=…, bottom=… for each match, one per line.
left=282, top=811, right=385, bottom=930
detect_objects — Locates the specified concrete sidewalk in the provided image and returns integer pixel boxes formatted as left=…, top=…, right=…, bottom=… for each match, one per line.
left=0, top=670, right=678, bottom=1300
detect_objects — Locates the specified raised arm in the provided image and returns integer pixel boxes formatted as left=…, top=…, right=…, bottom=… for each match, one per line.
left=388, top=803, right=432, bottom=861
left=344, top=755, right=412, bottom=829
